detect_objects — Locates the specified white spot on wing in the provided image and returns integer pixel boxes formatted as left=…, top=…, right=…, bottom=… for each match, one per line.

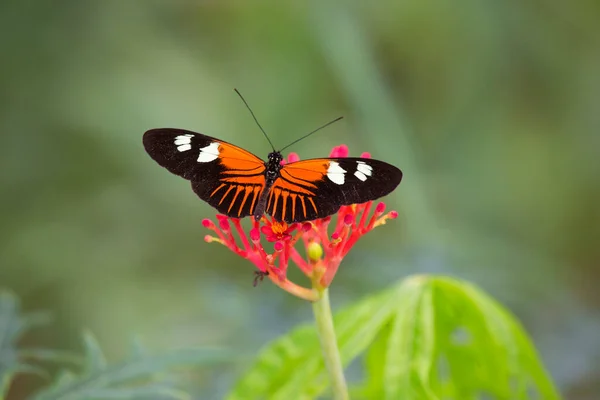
left=197, top=142, right=220, bottom=163
left=327, top=161, right=346, bottom=185
left=174, top=134, right=194, bottom=152
left=354, top=171, right=367, bottom=181
left=356, top=161, right=372, bottom=176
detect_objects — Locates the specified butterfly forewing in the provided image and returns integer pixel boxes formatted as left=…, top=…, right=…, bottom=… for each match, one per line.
left=143, top=128, right=266, bottom=218
left=267, top=158, right=402, bottom=222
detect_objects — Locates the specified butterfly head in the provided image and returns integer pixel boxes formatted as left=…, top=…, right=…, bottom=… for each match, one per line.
left=267, top=151, right=283, bottom=165
left=266, top=151, right=284, bottom=182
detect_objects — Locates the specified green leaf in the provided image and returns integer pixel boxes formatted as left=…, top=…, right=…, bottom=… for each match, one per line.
left=227, top=283, right=412, bottom=399
left=0, top=290, right=51, bottom=397
left=70, top=384, right=190, bottom=400
left=17, top=348, right=82, bottom=367
left=228, top=275, right=560, bottom=400
left=82, top=331, right=107, bottom=373
left=30, top=332, right=232, bottom=400
left=362, top=275, right=561, bottom=399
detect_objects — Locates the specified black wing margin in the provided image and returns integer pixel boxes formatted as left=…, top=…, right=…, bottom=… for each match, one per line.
left=142, top=128, right=224, bottom=181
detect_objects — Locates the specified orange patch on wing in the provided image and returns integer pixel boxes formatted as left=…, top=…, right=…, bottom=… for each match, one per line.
left=221, top=165, right=264, bottom=176
left=281, top=190, right=289, bottom=221
left=218, top=144, right=265, bottom=173
left=219, top=185, right=236, bottom=205
left=282, top=159, right=329, bottom=182
left=271, top=187, right=282, bottom=218
left=290, top=193, right=297, bottom=221
left=237, top=185, right=254, bottom=216
left=274, top=176, right=316, bottom=196
left=249, top=186, right=261, bottom=214
left=299, top=196, right=307, bottom=218
left=227, top=186, right=244, bottom=213
left=308, top=197, right=318, bottom=213
left=222, top=175, right=265, bottom=185
left=267, top=187, right=275, bottom=212
left=210, top=183, right=226, bottom=198
left=280, top=168, right=319, bottom=188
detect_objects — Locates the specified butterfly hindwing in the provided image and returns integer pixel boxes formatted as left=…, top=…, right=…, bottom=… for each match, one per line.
left=143, top=128, right=266, bottom=218
left=267, top=158, right=402, bottom=222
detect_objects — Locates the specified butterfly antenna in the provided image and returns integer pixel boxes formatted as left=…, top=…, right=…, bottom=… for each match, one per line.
left=234, top=88, right=276, bottom=151
left=279, top=116, right=343, bottom=152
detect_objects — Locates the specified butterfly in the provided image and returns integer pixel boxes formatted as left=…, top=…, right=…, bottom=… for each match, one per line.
left=143, top=92, right=402, bottom=224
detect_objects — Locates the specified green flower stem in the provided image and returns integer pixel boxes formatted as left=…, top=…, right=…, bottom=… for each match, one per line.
left=312, top=288, right=349, bottom=400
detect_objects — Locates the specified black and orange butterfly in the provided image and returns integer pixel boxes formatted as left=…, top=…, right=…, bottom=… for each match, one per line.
left=143, top=91, right=402, bottom=223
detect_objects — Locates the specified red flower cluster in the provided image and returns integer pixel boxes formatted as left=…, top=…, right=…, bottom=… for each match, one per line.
left=202, top=145, right=398, bottom=301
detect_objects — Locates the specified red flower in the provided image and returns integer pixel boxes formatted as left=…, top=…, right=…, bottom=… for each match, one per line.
left=260, top=219, right=298, bottom=243
left=202, top=145, right=399, bottom=301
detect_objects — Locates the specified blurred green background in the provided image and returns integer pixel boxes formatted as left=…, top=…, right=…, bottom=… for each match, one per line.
left=1, top=1, right=598, bottom=399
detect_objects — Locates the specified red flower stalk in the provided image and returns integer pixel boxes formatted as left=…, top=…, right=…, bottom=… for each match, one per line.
left=202, top=145, right=399, bottom=302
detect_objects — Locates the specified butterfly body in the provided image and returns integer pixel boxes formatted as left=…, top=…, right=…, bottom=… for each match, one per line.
left=143, top=128, right=402, bottom=223
left=254, top=150, right=283, bottom=220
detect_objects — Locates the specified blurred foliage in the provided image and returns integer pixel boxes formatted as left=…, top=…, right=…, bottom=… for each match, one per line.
left=30, top=332, right=230, bottom=400
left=0, top=291, right=231, bottom=400
left=229, top=276, right=559, bottom=400
left=0, top=0, right=598, bottom=399
left=0, top=290, right=51, bottom=398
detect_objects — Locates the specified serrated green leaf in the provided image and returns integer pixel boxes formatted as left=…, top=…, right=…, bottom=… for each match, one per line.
left=362, top=275, right=561, bottom=400
left=53, top=369, right=78, bottom=387
left=0, top=291, right=21, bottom=396
left=229, top=275, right=560, bottom=400
left=128, top=336, right=146, bottom=359
left=362, top=277, right=438, bottom=400
left=227, top=281, right=412, bottom=400
left=31, top=337, right=231, bottom=400
left=10, top=363, right=49, bottom=381
left=82, top=331, right=108, bottom=373
left=457, top=280, right=560, bottom=399
left=81, top=383, right=189, bottom=400
left=0, top=290, right=51, bottom=397
left=18, top=348, right=82, bottom=367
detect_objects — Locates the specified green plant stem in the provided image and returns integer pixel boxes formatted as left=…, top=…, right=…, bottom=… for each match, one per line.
left=312, top=288, right=349, bottom=400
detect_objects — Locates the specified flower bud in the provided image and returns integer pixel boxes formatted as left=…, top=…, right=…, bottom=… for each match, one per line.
left=274, top=241, right=284, bottom=252
left=250, top=228, right=261, bottom=242
left=219, top=219, right=230, bottom=231
left=302, top=222, right=312, bottom=232
left=307, top=241, right=323, bottom=262
left=343, top=213, right=354, bottom=226
left=287, top=152, right=300, bottom=163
